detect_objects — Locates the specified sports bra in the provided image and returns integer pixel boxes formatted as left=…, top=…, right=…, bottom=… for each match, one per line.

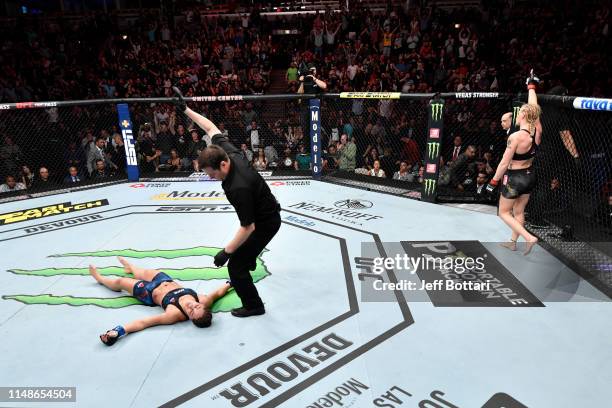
left=512, top=129, right=537, bottom=161
left=161, top=288, right=199, bottom=319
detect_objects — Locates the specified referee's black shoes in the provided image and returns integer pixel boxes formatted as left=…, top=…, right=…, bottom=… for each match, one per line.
left=231, top=306, right=266, bottom=317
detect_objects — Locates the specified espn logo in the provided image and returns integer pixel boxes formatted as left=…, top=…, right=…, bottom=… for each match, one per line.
left=121, top=129, right=138, bottom=166
left=429, top=128, right=440, bottom=139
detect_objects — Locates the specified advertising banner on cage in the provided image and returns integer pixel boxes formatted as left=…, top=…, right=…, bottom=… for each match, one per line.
left=309, top=99, right=322, bottom=179
left=117, top=103, right=139, bottom=182
left=421, top=99, right=445, bottom=202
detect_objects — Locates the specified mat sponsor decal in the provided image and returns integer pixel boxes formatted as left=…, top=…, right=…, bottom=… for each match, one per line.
left=268, top=180, right=311, bottom=187
left=215, top=333, right=354, bottom=407
left=284, top=215, right=316, bottom=227
left=0, top=199, right=109, bottom=226
left=156, top=205, right=233, bottom=212
left=23, top=215, right=104, bottom=234
left=401, top=241, right=543, bottom=306
left=130, top=183, right=171, bottom=188
left=307, top=377, right=369, bottom=408
left=151, top=190, right=227, bottom=201
left=189, top=172, right=213, bottom=180
left=2, top=246, right=270, bottom=313
left=288, top=200, right=383, bottom=225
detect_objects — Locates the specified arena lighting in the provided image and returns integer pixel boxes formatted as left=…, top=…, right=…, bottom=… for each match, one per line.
left=121, top=35, right=128, bottom=40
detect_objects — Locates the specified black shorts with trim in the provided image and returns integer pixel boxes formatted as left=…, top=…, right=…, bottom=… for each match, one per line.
left=501, top=167, right=536, bottom=199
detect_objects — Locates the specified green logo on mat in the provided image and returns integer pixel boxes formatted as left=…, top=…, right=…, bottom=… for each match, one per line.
left=431, top=103, right=444, bottom=121
left=427, top=142, right=440, bottom=159
left=2, top=246, right=270, bottom=313
left=424, top=179, right=437, bottom=196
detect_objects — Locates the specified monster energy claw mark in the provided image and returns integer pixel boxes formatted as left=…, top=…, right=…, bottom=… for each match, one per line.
left=427, top=142, right=440, bottom=159
left=513, top=106, right=520, bottom=127
left=431, top=103, right=443, bottom=121
left=424, top=179, right=437, bottom=195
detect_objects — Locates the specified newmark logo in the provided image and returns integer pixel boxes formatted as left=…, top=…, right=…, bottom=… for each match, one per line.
left=431, top=103, right=443, bottom=121
left=427, top=142, right=440, bottom=159
left=151, top=191, right=226, bottom=201
left=424, top=179, right=437, bottom=195
left=288, top=201, right=382, bottom=224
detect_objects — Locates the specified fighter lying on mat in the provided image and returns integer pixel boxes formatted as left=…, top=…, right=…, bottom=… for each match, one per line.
left=90, top=257, right=231, bottom=346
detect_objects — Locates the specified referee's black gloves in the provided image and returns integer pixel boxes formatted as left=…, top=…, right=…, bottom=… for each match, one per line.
left=172, top=86, right=187, bottom=112
left=214, top=249, right=231, bottom=267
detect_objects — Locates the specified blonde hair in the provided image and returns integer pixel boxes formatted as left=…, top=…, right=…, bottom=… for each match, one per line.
left=520, top=104, right=541, bottom=136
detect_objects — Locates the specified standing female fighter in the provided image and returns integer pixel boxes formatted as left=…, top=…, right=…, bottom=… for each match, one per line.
left=487, top=71, right=542, bottom=254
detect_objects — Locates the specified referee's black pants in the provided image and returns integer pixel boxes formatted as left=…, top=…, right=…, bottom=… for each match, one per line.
left=228, top=213, right=281, bottom=310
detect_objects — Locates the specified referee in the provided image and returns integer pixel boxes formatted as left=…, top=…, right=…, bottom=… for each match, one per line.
left=173, top=88, right=281, bottom=317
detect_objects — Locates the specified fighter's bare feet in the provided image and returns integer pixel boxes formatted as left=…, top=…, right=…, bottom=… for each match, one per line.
left=118, top=257, right=133, bottom=274
left=524, top=238, right=538, bottom=255
left=500, top=240, right=517, bottom=251
left=89, top=265, right=102, bottom=283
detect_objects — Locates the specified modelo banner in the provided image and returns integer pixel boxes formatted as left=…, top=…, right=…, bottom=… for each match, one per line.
left=309, top=98, right=322, bottom=179
left=421, top=99, right=445, bottom=202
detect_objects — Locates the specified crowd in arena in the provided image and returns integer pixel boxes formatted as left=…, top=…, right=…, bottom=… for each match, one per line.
left=0, top=0, right=609, bottom=212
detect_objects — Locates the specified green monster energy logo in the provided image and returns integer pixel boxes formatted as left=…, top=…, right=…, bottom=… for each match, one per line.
left=513, top=106, right=521, bottom=127
left=1, top=246, right=270, bottom=313
left=424, top=179, right=437, bottom=195
left=431, top=103, right=444, bottom=121
left=427, top=142, right=440, bottom=159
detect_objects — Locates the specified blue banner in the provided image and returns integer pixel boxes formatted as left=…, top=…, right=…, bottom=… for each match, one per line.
left=116, top=103, right=139, bottom=182
left=309, top=99, right=322, bottom=179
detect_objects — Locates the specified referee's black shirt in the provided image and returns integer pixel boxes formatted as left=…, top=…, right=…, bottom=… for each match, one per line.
left=212, top=134, right=280, bottom=226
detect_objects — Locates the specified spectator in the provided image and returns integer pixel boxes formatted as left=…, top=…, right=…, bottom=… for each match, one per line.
left=64, top=142, right=85, bottom=174
left=19, top=165, right=34, bottom=189
left=369, top=160, right=386, bottom=178
left=471, top=171, right=490, bottom=200
left=324, top=144, right=338, bottom=170
left=167, top=149, right=182, bottom=172
left=446, top=145, right=477, bottom=191
left=92, top=159, right=113, bottom=180
left=139, top=126, right=160, bottom=173
left=0, top=136, right=23, bottom=177
left=64, top=166, right=83, bottom=185
left=240, top=143, right=254, bottom=163
left=294, top=144, right=311, bottom=170
left=156, top=121, right=175, bottom=164
left=0, top=175, right=26, bottom=193
left=393, top=161, right=412, bottom=181
left=31, top=167, right=58, bottom=190
left=246, top=121, right=260, bottom=151
left=338, top=134, right=357, bottom=171
left=253, top=149, right=268, bottom=171
left=184, top=129, right=207, bottom=172
left=279, top=148, right=295, bottom=170
left=445, top=136, right=464, bottom=164
left=109, top=133, right=127, bottom=175
left=87, top=137, right=109, bottom=176
left=264, top=143, right=279, bottom=167
left=286, top=62, right=299, bottom=84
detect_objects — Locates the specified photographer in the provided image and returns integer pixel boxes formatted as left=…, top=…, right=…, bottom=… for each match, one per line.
left=298, top=65, right=327, bottom=144
left=297, top=65, right=327, bottom=94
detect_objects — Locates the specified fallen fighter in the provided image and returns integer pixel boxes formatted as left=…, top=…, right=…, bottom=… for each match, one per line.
left=90, top=257, right=231, bottom=346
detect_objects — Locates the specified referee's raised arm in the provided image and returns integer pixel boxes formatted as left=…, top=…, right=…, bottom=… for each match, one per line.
left=172, top=86, right=281, bottom=318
